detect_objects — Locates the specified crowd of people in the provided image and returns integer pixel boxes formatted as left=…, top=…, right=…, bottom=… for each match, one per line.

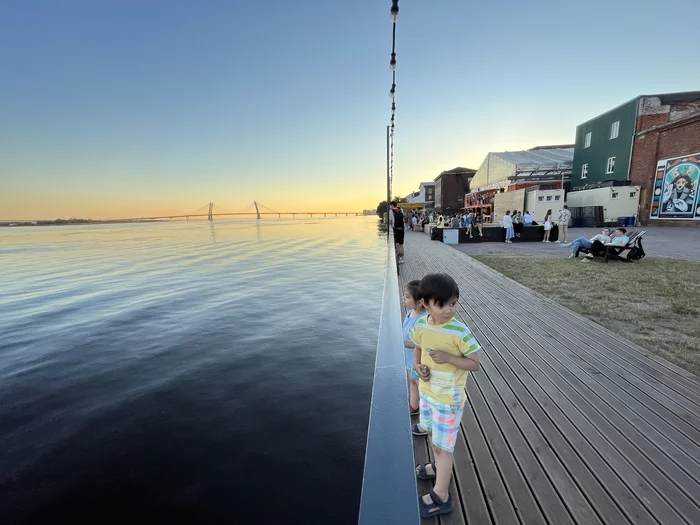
left=402, top=273, right=481, bottom=518
left=390, top=201, right=631, bottom=263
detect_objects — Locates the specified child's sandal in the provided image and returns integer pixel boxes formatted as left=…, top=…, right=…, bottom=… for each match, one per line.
left=412, top=423, right=429, bottom=436
left=415, top=462, right=437, bottom=480
left=419, top=490, right=453, bottom=518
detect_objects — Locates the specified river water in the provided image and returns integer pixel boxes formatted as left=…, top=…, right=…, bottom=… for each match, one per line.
left=0, top=218, right=387, bottom=524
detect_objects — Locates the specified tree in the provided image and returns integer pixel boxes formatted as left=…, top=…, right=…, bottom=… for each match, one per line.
left=376, top=197, right=407, bottom=217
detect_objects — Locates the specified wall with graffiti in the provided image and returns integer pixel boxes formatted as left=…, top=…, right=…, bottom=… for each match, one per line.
left=650, top=153, right=700, bottom=220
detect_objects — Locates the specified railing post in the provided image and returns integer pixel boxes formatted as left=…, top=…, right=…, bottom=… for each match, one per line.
left=358, top=232, right=419, bottom=525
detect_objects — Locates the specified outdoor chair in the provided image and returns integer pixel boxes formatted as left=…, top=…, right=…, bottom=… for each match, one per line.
left=603, top=230, right=646, bottom=263
left=578, top=230, right=646, bottom=262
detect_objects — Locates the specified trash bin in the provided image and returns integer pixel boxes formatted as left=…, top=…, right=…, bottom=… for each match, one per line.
left=618, top=216, right=634, bottom=227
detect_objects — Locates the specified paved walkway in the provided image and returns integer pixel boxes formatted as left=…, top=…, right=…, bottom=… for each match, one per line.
left=448, top=226, right=700, bottom=261
left=400, top=231, right=700, bottom=525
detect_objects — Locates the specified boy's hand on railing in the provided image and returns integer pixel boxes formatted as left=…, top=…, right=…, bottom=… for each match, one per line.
left=414, top=364, right=431, bottom=381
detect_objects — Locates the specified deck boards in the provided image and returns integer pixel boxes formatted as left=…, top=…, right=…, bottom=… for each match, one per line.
left=399, top=231, right=700, bottom=525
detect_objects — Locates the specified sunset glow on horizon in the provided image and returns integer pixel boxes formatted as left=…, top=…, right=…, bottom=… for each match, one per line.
left=2, top=0, right=699, bottom=221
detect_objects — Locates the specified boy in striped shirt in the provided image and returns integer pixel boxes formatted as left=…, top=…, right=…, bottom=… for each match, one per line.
left=410, top=273, right=481, bottom=518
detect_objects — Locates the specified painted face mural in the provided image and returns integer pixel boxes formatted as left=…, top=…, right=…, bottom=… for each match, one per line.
left=650, top=154, right=700, bottom=219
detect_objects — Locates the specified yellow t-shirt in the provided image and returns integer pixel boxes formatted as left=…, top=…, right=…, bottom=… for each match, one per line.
left=410, top=316, right=481, bottom=406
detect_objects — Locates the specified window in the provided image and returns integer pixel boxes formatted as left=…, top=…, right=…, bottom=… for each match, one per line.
left=555, top=195, right=561, bottom=201
left=612, top=192, right=619, bottom=199
left=546, top=196, right=552, bottom=201
left=606, top=156, right=615, bottom=174
left=581, top=163, right=588, bottom=179
left=630, top=191, right=636, bottom=198
left=610, top=120, right=620, bottom=139
left=584, top=132, right=592, bottom=148
left=538, top=196, right=544, bottom=202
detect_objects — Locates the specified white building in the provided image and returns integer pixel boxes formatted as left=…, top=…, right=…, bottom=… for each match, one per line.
left=404, top=182, right=435, bottom=206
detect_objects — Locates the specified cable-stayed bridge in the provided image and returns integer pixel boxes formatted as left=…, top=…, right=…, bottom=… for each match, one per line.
left=121, top=202, right=362, bottom=222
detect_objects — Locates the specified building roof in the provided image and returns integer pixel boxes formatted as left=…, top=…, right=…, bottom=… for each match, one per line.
left=434, top=167, right=477, bottom=182
left=495, top=147, right=574, bottom=169
left=652, top=91, right=700, bottom=106
left=440, top=167, right=477, bottom=175
left=577, top=91, right=700, bottom=127
left=470, top=147, right=574, bottom=190
left=419, top=181, right=435, bottom=187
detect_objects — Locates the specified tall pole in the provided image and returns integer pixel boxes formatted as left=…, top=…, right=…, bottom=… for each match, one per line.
left=386, top=125, right=391, bottom=236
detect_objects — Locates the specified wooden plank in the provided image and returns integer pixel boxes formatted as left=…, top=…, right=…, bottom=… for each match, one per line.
left=438, top=242, right=700, bottom=440
left=427, top=246, right=700, bottom=522
left=466, top=379, right=574, bottom=525
left=454, top=252, right=700, bottom=410
left=469, top=318, right=700, bottom=524
left=466, top=309, right=678, bottom=525
left=446, top=258, right=700, bottom=479
left=451, top=418, right=492, bottom=525
left=459, top=394, right=521, bottom=524
left=400, top=231, right=700, bottom=525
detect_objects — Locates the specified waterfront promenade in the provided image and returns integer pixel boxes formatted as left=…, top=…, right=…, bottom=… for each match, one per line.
left=399, top=230, right=700, bottom=525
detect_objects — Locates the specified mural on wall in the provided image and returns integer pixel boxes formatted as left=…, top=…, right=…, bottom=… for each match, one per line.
left=650, top=153, right=700, bottom=219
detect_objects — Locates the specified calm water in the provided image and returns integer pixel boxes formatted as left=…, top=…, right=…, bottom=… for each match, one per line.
left=0, top=218, right=387, bottom=524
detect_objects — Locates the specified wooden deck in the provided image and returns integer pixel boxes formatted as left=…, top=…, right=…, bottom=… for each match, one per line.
left=399, top=231, right=700, bottom=525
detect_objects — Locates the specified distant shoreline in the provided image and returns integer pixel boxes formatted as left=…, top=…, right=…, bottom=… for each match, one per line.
left=1, top=219, right=175, bottom=227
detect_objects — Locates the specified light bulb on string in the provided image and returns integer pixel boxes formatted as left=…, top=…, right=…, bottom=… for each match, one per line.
left=390, top=83, right=396, bottom=98
left=390, top=53, right=396, bottom=71
left=390, top=0, right=399, bottom=22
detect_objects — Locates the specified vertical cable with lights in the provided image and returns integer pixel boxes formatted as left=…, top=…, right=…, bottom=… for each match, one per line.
left=387, top=0, right=399, bottom=216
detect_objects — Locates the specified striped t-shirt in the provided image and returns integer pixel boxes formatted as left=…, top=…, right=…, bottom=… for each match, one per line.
left=410, top=316, right=481, bottom=406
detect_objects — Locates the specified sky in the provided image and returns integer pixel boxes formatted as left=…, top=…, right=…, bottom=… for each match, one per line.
left=2, top=0, right=699, bottom=220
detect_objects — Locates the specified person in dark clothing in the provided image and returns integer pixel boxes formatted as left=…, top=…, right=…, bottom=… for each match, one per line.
left=390, top=201, right=405, bottom=264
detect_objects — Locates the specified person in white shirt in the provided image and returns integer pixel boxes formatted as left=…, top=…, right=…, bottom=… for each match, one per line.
left=411, top=215, right=418, bottom=231
left=501, top=210, right=514, bottom=243
left=556, top=205, right=572, bottom=243
left=563, top=228, right=611, bottom=259
left=523, top=211, right=533, bottom=225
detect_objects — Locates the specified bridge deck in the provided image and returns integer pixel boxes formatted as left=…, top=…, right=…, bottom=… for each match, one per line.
left=399, top=231, right=700, bottom=525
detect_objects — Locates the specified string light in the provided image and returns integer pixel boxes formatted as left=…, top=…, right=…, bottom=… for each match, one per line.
left=390, top=0, right=399, bottom=22
left=387, top=1, right=398, bottom=202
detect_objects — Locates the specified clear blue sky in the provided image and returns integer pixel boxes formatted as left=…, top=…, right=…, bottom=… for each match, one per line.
left=1, top=0, right=699, bottom=219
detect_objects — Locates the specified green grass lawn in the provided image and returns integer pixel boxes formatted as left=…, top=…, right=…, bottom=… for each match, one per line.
left=473, top=255, right=700, bottom=377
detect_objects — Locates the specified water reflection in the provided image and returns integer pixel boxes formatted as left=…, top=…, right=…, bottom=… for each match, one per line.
left=0, top=217, right=385, bottom=525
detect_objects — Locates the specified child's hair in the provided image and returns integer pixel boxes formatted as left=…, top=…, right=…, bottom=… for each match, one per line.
left=420, top=273, right=459, bottom=307
left=405, top=280, right=421, bottom=302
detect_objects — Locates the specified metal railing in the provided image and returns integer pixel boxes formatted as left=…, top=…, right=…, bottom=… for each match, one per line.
left=358, top=232, right=419, bottom=525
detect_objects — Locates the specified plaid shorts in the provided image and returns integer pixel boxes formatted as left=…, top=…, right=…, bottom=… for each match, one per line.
left=419, top=393, right=464, bottom=452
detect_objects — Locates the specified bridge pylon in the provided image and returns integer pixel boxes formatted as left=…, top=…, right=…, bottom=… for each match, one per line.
left=208, top=202, right=213, bottom=221
left=253, top=201, right=261, bottom=220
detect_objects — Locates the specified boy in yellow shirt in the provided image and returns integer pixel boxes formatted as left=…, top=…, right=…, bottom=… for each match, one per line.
left=409, top=273, right=481, bottom=518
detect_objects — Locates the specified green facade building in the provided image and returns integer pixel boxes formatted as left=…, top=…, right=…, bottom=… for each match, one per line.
left=571, top=98, right=638, bottom=189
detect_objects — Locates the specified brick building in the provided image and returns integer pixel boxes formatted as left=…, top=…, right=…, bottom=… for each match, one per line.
left=570, top=91, right=700, bottom=226
left=631, top=108, right=700, bottom=226
left=434, top=167, right=476, bottom=214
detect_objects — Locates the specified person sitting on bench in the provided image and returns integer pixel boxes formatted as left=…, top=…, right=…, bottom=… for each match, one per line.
left=582, top=228, right=629, bottom=262
left=564, top=228, right=611, bottom=259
